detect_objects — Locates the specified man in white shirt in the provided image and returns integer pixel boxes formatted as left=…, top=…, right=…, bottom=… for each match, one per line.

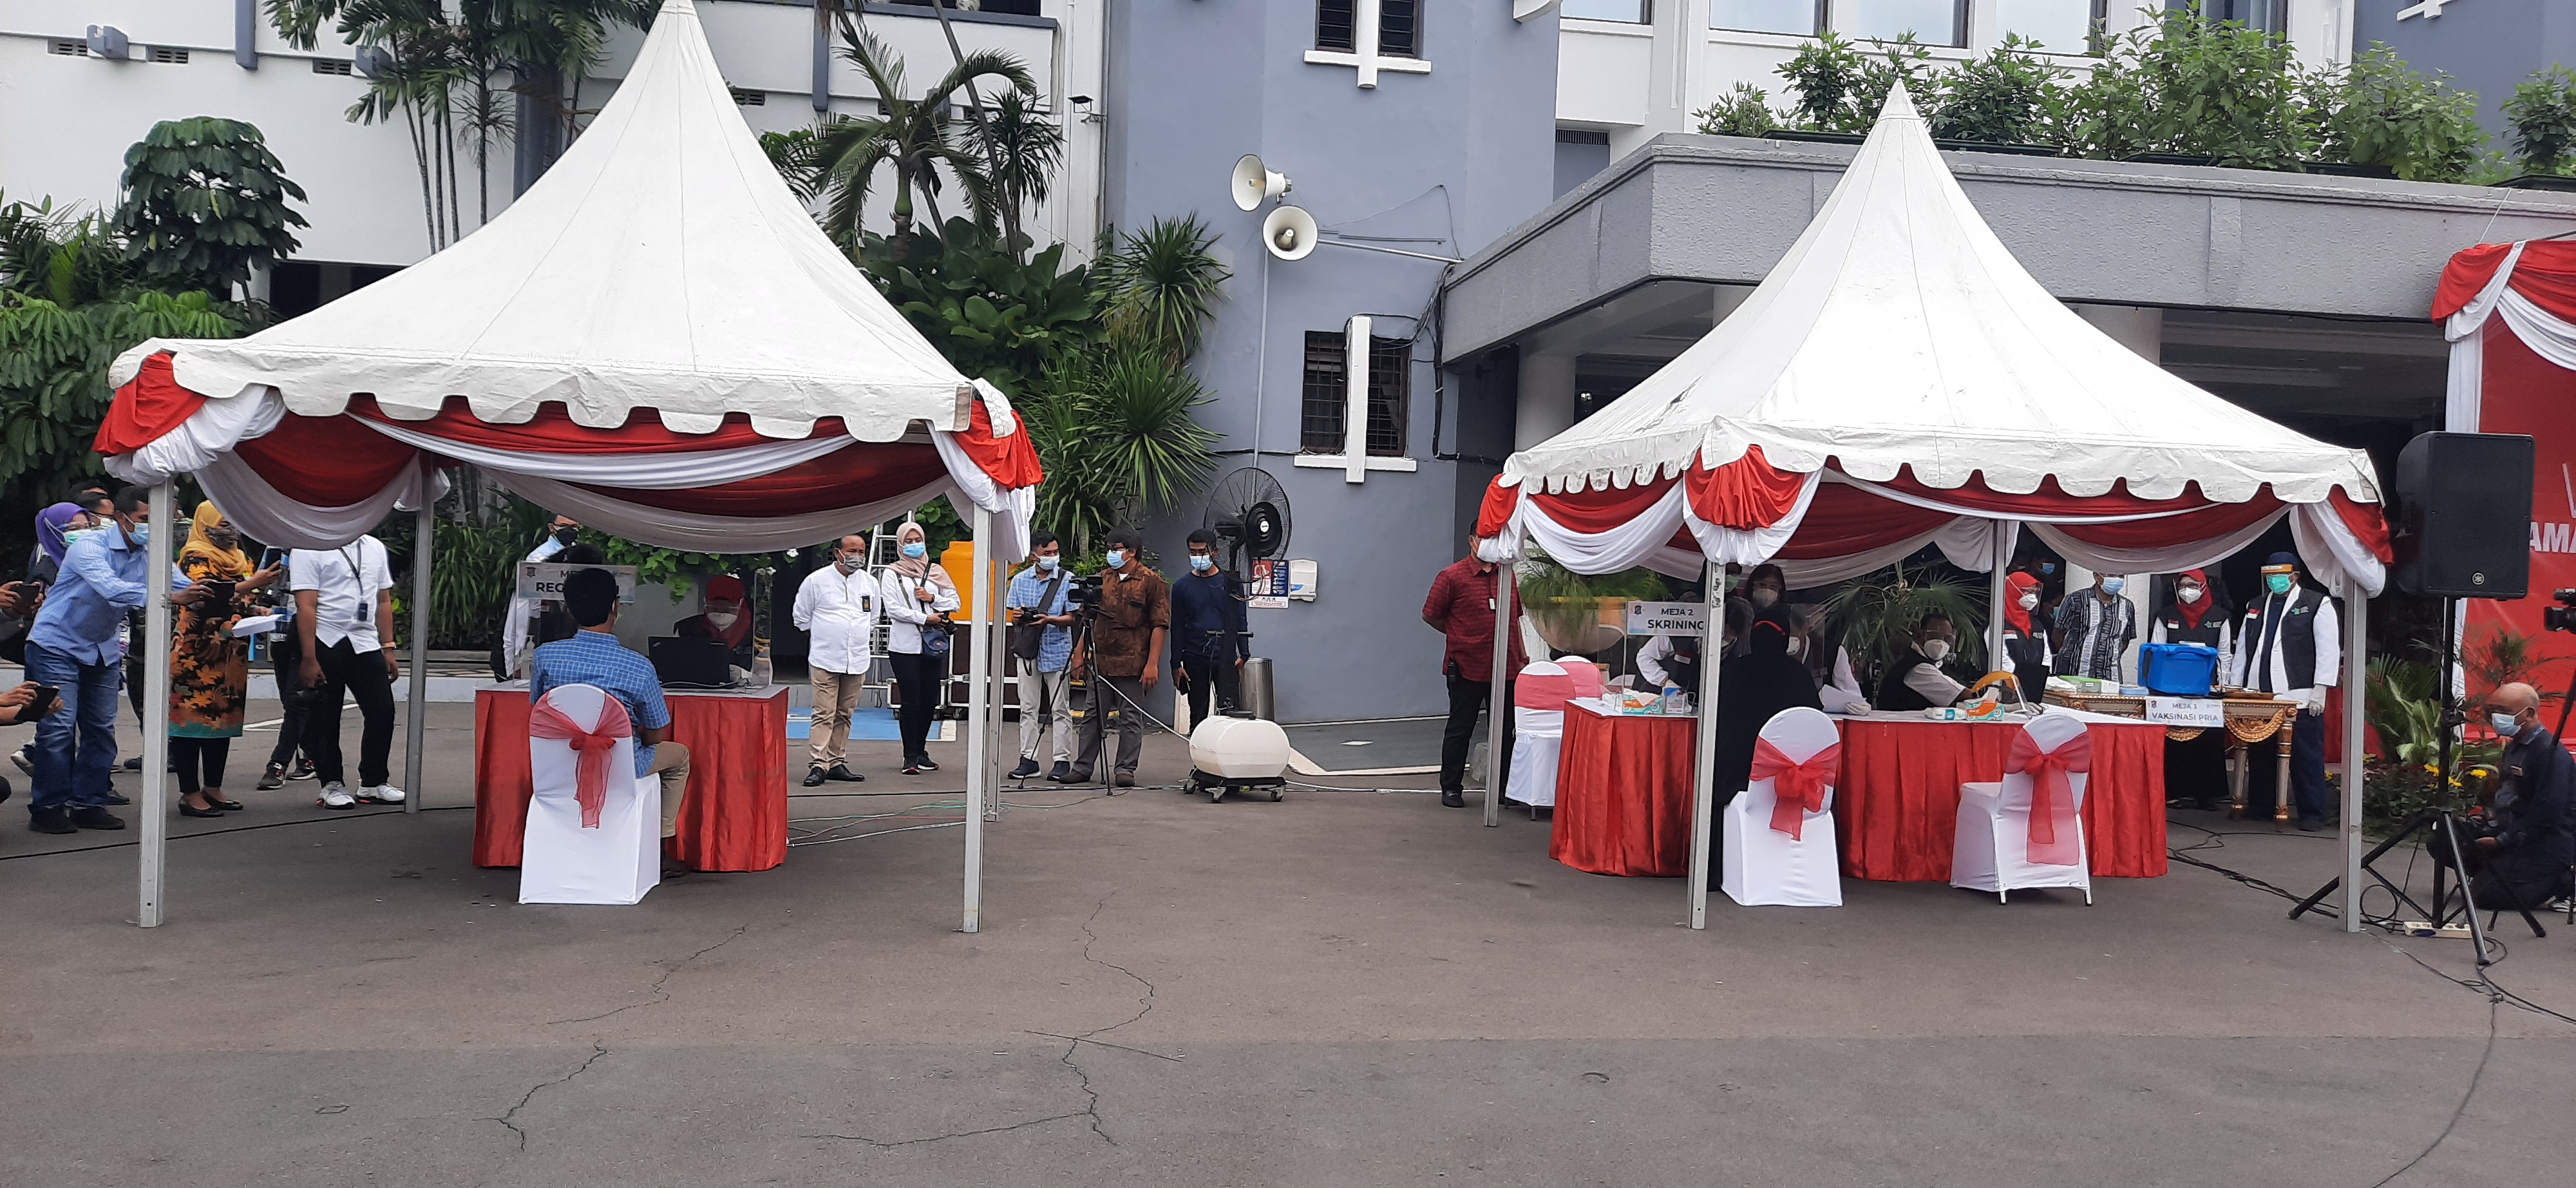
left=498, top=515, right=580, bottom=678
left=792, top=533, right=879, bottom=787
left=292, top=533, right=404, bottom=809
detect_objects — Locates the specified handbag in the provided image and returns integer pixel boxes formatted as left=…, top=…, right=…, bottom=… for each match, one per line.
left=904, top=575, right=953, bottom=661
left=1010, top=571, right=1067, bottom=661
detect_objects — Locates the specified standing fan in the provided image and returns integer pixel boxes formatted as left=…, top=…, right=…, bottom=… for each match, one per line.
left=1204, top=467, right=1293, bottom=577
left=1188, top=468, right=1293, bottom=803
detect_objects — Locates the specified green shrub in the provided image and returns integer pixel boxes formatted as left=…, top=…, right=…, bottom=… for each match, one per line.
left=1930, top=34, right=2065, bottom=145
left=2306, top=46, right=2483, bottom=182
left=2504, top=65, right=2576, bottom=176
left=1696, top=83, right=1781, bottom=137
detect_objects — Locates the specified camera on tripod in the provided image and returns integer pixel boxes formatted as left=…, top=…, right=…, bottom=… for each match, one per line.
left=1065, top=571, right=1106, bottom=609
left=2544, top=588, right=2576, bottom=633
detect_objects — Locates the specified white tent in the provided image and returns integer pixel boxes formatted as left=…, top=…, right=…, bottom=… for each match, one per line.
left=1473, top=86, right=2386, bottom=930
left=95, top=0, right=1034, bottom=929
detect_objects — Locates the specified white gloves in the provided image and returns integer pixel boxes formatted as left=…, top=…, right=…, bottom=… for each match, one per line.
left=2302, top=687, right=2329, bottom=715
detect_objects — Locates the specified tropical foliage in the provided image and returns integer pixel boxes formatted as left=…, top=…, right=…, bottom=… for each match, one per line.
left=115, top=118, right=310, bottom=294
left=1091, top=214, right=1230, bottom=363
left=1819, top=560, right=1990, bottom=686
left=766, top=26, right=1033, bottom=246
left=859, top=218, right=1097, bottom=398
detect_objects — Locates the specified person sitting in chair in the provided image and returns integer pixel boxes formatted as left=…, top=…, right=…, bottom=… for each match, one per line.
left=529, top=567, right=694, bottom=877
left=2449, top=682, right=2575, bottom=912
left=1873, top=613, right=1966, bottom=712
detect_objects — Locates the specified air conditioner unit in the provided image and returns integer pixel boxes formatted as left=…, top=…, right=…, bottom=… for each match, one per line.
left=86, top=24, right=131, bottom=61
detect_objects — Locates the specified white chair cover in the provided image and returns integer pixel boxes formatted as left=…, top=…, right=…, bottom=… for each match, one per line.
left=520, top=684, right=661, bottom=905
left=1722, top=706, right=1844, bottom=907
left=1951, top=711, right=2094, bottom=903
left=1507, top=706, right=1566, bottom=808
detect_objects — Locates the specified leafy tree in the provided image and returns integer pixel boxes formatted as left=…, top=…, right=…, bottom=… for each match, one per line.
left=2304, top=46, right=2483, bottom=182
left=2065, top=5, right=2307, bottom=169
left=2503, top=65, right=2576, bottom=177
left=770, top=26, right=1034, bottom=245
left=1774, top=33, right=1933, bottom=135
left=1091, top=215, right=1229, bottom=363
left=979, top=89, right=1064, bottom=252
left=1694, top=83, right=1779, bottom=137
left=1929, top=35, right=2065, bottom=145
left=115, top=117, right=310, bottom=294
left=860, top=217, right=1098, bottom=398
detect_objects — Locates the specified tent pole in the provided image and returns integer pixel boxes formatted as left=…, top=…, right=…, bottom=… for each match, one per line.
left=1687, top=559, right=1724, bottom=930
left=1986, top=522, right=2010, bottom=683
left=962, top=503, right=992, bottom=934
left=1482, top=532, right=1515, bottom=828
left=983, top=537, right=1005, bottom=835
left=138, top=481, right=175, bottom=928
left=403, top=499, right=431, bottom=812
left=2340, top=591, right=2368, bottom=933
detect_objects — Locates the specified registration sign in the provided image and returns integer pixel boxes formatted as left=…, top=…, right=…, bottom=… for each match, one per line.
left=515, top=562, right=641, bottom=602
left=2145, top=696, right=2225, bottom=727
left=1625, top=600, right=1707, bottom=637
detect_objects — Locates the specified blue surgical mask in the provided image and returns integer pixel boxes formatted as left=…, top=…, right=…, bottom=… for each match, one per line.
left=1189, top=555, right=1214, bottom=573
left=2099, top=577, right=2124, bottom=596
left=1105, top=549, right=1126, bottom=570
left=2492, top=712, right=2523, bottom=738
left=2266, top=573, right=2293, bottom=595
left=2039, top=563, right=2056, bottom=577
left=901, top=541, right=927, bottom=560
left=1036, top=554, right=1059, bottom=571
left=130, top=524, right=150, bottom=547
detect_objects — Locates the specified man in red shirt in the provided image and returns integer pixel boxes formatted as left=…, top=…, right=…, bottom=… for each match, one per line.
left=1421, top=538, right=1524, bottom=808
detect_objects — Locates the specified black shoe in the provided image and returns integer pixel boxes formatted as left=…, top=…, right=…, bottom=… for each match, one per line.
left=826, top=763, right=865, bottom=783
left=1440, top=790, right=1466, bottom=809
left=1046, top=762, right=1072, bottom=782
left=28, top=807, right=75, bottom=835
left=901, top=763, right=923, bottom=776
left=1009, top=758, right=1041, bottom=780
left=288, top=759, right=317, bottom=781
left=258, top=763, right=285, bottom=791
left=802, top=766, right=828, bottom=788
left=205, top=795, right=244, bottom=811
left=2297, top=818, right=2324, bottom=832
left=659, top=861, right=692, bottom=879
left=100, top=792, right=131, bottom=806
left=180, top=801, right=225, bottom=818
left=122, top=756, right=143, bottom=772
left=71, top=807, right=126, bottom=830
left=916, top=758, right=940, bottom=772
left=0, top=774, right=10, bottom=805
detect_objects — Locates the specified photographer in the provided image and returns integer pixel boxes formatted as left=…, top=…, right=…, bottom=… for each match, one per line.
left=1168, top=528, right=1248, bottom=728
left=1006, top=532, right=1077, bottom=781
left=2442, top=682, right=2576, bottom=912
left=1069, top=529, right=1167, bottom=788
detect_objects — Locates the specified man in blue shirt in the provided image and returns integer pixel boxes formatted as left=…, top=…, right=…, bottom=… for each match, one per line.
left=1005, top=531, right=1077, bottom=781
left=529, top=567, right=694, bottom=870
left=24, top=485, right=201, bottom=834
left=1167, top=528, right=1250, bottom=728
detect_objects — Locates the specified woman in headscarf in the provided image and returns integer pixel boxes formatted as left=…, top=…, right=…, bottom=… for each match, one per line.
left=674, top=573, right=755, bottom=662
left=880, top=521, right=961, bottom=776
left=2000, top=570, right=2052, bottom=702
left=170, top=502, right=282, bottom=816
left=1711, top=606, right=1825, bottom=844
left=2150, top=568, right=2235, bottom=810
left=30, top=502, right=90, bottom=585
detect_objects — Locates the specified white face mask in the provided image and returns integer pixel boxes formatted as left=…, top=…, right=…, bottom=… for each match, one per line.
left=705, top=611, right=739, bottom=631
left=2017, top=593, right=2039, bottom=611
left=1748, top=588, right=1779, bottom=609
left=2177, top=585, right=2204, bottom=605
left=2492, top=711, right=2524, bottom=738
left=1920, top=639, right=1951, bottom=662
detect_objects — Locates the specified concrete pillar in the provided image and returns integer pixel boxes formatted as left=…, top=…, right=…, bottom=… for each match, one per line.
left=2072, top=303, right=2163, bottom=363
left=1515, top=351, right=1580, bottom=450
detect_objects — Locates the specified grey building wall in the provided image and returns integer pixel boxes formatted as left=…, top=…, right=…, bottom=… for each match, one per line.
left=2360, top=0, right=2573, bottom=142
left=1103, top=0, right=1559, bottom=722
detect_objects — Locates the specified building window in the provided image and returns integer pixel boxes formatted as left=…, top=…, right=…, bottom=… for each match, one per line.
left=1316, top=0, right=1423, bottom=58
left=1995, top=0, right=2106, bottom=53
left=2174, top=0, right=2285, bottom=35
left=1837, top=0, right=1967, bottom=46
left=1562, top=0, right=1651, bottom=20
left=1710, top=0, right=1824, bottom=35
left=1301, top=331, right=1410, bottom=456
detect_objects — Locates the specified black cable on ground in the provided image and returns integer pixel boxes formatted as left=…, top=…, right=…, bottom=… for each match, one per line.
left=0, top=803, right=474, bottom=862
left=2362, top=997, right=2499, bottom=1188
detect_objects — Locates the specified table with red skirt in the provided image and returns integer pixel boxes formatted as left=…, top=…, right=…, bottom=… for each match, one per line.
left=1549, top=701, right=2168, bottom=880
left=472, top=686, right=791, bottom=872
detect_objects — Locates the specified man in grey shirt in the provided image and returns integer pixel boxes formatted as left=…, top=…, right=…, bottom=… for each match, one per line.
left=2053, top=573, right=2136, bottom=683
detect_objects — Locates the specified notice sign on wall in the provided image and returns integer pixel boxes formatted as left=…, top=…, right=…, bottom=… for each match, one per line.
left=1245, top=559, right=1290, bottom=609
left=1625, top=600, right=1706, bottom=637
left=515, top=562, right=640, bottom=602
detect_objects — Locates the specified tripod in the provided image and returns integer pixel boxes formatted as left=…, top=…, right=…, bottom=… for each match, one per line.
left=2290, top=598, right=2546, bottom=954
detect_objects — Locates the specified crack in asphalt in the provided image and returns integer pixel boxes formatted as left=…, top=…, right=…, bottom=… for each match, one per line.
left=490, top=1043, right=609, bottom=1153
left=547, top=925, right=748, bottom=1026
left=804, top=891, right=1161, bottom=1151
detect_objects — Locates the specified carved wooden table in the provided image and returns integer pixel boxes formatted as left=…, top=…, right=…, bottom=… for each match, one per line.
left=2046, top=692, right=2301, bottom=829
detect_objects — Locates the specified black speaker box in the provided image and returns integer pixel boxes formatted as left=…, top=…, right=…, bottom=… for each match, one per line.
left=2392, top=432, right=2532, bottom=599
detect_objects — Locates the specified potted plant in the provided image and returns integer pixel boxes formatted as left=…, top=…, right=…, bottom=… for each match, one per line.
left=1929, top=34, right=2067, bottom=156
left=1517, top=552, right=1668, bottom=658
left=2300, top=46, right=2482, bottom=182
left=2065, top=6, right=2305, bottom=171
left=1818, top=560, right=1990, bottom=690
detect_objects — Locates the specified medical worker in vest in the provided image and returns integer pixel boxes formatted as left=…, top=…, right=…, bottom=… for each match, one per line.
left=2235, top=552, right=2340, bottom=830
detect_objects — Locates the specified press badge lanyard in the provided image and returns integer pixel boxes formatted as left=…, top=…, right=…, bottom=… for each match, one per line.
left=339, top=545, right=369, bottom=626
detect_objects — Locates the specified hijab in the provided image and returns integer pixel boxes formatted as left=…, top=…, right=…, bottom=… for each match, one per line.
left=178, top=500, right=249, bottom=578
left=2003, top=571, right=2041, bottom=635
left=2169, top=567, right=2214, bottom=630
left=1713, top=606, right=1824, bottom=814
left=35, top=503, right=82, bottom=567
left=888, top=521, right=956, bottom=595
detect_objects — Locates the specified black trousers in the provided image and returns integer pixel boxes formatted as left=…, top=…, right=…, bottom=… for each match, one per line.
left=889, top=649, right=941, bottom=764
left=303, top=640, right=394, bottom=788
left=171, top=737, right=230, bottom=796
left=2244, top=708, right=2330, bottom=823
left=267, top=633, right=308, bottom=769
left=1176, top=653, right=1240, bottom=725
left=1439, top=674, right=1515, bottom=796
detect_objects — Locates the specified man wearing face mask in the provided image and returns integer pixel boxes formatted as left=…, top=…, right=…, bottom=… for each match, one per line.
left=499, top=515, right=582, bottom=680
left=2053, top=571, right=2138, bottom=683
left=1007, top=532, right=1079, bottom=781
left=1070, top=529, right=1167, bottom=788
left=1874, top=613, right=1967, bottom=713
left=24, top=486, right=204, bottom=833
left=1167, top=528, right=1249, bottom=729
left=791, top=534, right=880, bottom=787
left=2234, top=553, right=2339, bottom=829
left=1423, top=537, right=1524, bottom=809
left=2445, top=682, right=2576, bottom=912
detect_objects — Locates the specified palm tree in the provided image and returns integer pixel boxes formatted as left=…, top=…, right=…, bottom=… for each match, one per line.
left=979, top=89, right=1063, bottom=250
left=791, top=26, right=1034, bottom=245
left=1093, top=215, right=1230, bottom=363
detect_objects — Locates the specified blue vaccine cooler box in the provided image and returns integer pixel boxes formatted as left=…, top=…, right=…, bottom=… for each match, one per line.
left=2137, top=644, right=2220, bottom=696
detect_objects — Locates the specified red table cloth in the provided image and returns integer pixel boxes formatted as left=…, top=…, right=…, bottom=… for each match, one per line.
left=473, top=687, right=791, bottom=872
left=1550, top=703, right=1699, bottom=876
left=1834, top=716, right=2168, bottom=880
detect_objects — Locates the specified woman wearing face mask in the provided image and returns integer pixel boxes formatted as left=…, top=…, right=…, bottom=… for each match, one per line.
left=1710, top=607, right=1824, bottom=863
left=675, top=574, right=755, bottom=664
left=882, top=521, right=961, bottom=776
left=1873, top=612, right=1967, bottom=712
left=2052, top=571, right=2138, bottom=683
left=169, top=503, right=283, bottom=816
left=1734, top=564, right=1788, bottom=658
left=1999, top=571, right=2052, bottom=702
left=2148, top=568, right=2235, bottom=809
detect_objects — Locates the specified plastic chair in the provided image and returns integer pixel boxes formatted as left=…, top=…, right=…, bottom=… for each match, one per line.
left=1951, top=711, right=2093, bottom=905
left=521, top=684, right=661, bottom=905
left=1721, top=707, right=1844, bottom=908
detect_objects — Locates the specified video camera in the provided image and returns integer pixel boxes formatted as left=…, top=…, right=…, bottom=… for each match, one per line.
left=1065, top=571, right=1107, bottom=609
left=2546, top=589, right=2576, bottom=634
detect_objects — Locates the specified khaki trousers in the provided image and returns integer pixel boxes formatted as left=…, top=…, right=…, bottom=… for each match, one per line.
left=808, top=666, right=866, bottom=771
left=1016, top=659, right=1072, bottom=763
left=645, top=741, right=691, bottom=839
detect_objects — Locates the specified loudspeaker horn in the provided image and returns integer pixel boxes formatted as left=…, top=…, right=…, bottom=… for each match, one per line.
left=1262, top=205, right=1318, bottom=261
left=1231, top=153, right=1292, bottom=212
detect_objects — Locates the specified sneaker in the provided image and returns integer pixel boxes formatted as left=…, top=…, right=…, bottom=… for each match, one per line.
left=257, top=763, right=285, bottom=791
left=1009, top=758, right=1041, bottom=780
left=826, top=764, right=865, bottom=783
left=70, top=806, right=126, bottom=830
left=317, top=783, right=357, bottom=810
left=357, top=784, right=404, bottom=804
left=802, top=765, right=829, bottom=788
left=28, top=807, right=75, bottom=834
left=1045, top=762, right=1072, bottom=782
left=10, top=747, right=29, bottom=776
left=1440, top=790, right=1466, bottom=809
left=288, top=759, right=317, bottom=781
left=916, top=758, right=940, bottom=772
left=100, top=792, right=131, bottom=806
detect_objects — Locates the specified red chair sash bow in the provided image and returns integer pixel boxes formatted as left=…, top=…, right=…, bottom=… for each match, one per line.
left=2009, top=727, right=2093, bottom=866
left=1748, top=738, right=1841, bottom=839
left=527, top=693, right=636, bottom=829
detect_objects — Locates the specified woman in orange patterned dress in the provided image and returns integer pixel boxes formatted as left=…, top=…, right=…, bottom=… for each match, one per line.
left=170, top=502, right=282, bottom=816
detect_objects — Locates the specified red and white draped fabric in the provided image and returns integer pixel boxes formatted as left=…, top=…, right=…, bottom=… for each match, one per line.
left=2437, top=241, right=2576, bottom=668
left=95, top=348, right=1043, bottom=559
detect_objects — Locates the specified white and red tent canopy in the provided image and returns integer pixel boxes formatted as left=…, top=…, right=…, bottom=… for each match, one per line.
left=1480, top=86, right=2389, bottom=595
left=93, top=0, right=1039, bottom=555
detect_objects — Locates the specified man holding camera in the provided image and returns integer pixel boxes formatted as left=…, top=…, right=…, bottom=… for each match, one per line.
left=2235, top=552, right=2339, bottom=830
left=1069, top=529, right=1166, bottom=788
left=1007, top=532, right=1077, bottom=781
left=2449, top=682, right=2576, bottom=912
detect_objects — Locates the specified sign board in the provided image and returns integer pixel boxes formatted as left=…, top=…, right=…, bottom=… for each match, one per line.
left=1625, top=600, right=1706, bottom=637
left=2145, top=696, right=2225, bottom=727
left=1245, top=559, right=1290, bottom=609
left=515, top=562, right=640, bottom=603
